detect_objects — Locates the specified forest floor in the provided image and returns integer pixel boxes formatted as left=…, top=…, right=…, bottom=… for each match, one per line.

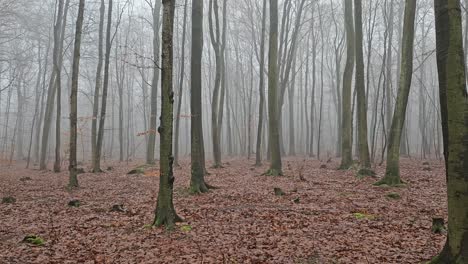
left=0, top=157, right=446, bottom=263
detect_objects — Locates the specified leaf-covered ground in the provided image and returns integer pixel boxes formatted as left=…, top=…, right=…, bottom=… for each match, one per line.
left=0, top=158, right=447, bottom=263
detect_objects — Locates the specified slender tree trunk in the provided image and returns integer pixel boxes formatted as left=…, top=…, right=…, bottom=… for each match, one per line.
left=432, top=0, right=468, bottom=262
left=339, top=0, right=355, bottom=169
left=255, top=0, right=267, bottom=166
left=95, top=0, right=114, bottom=172
left=147, top=1, right=162, bottom=164
left=39, top=0, right=64, bottom=170
left=91, top=0, right=105, bottom=170
left=69, top=0, right=85, bottom=188
left=190, top=0, right=211, bottom=193
left=174, top=0, right=188, bottom=167
left=354, top=0, right=373, bottom=176
left=376, top=0, right=416, bottom=186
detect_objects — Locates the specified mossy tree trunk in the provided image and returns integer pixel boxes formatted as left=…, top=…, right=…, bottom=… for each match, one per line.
left=68, top=0, right=85, bottom=189
left=431, top=0, right=468, bottom=262
left=354, top=0, right=372, bottom=175
left=265, top=0, right=282, bottom=176
left=339, top=0, right=355, bottom=170
left=190, top=0, right=211, bottom=193
left=375, top=0, right=416, bottom=186
left=153, top=0, right=181, bottom=229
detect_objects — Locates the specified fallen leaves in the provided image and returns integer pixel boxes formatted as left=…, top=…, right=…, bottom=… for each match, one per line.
left=0, top=158, right=447, bottom=263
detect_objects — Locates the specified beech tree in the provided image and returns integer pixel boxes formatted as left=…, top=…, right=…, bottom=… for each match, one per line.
left=153, top=0, right=181, bottom=228
left=265, top=0, right=282, bottom=176
left=376, top=0, right=417, bottom=186
left=190, top=0, right=212, bottom=193
left=69, top=0, right=85, bottom=188
left=354, top=0, right=373, bottom=176
left=339, top=0, right=355, bottom=170
left=432, top=0, right=468, bottom=262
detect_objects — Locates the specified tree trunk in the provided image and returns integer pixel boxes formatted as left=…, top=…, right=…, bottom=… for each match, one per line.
left=432, top=0, right=468, bottom=262
left=39, top=0, right=65, bottom=170
left=376, top=0, right=416, bottom=186
left=255, top=0, right=267, bottom=166
left=174, top=0, right=188, bottom=167
left=153, top=0, right=181, bottom=228
left=91, top=0, right=105, bottom=171
left=69, top=0, right=85, bottom=188
left=147, top=0, right=161, bottom=165
left=339, top=0, right=355, bottom=169
left=190, top=0, right=211, bottom=193
left=265, top=0, right=282, bottom=176
left=354, top=0, right=372, bottom=176
left=95, top=0, right=113, bottom=172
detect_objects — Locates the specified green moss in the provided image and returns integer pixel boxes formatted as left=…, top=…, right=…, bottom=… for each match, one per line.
left=22, top=235, right=45, bottom=246
left=353, top=212, right=375, bottom=220
left=180, top=224, right=192, bottom=232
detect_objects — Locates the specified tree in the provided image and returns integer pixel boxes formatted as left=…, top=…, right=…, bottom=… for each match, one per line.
left=255, top=0, right=267, bottom=166
left=153, top=0, right=181, bottom=228
left=69, top=0, right=85, bottom=188
left=208, top=0, right=228, bottom=168
left=95, top=0, right=113, bottom=172
left=339, top=0, right=355, bottom=170
left=375, top=0, right=416, bottom=186
left=265, top=0, right=282, bottom=176
left=174, top=0, right=189, bottom=167
left=91, top=0, right=105, bottom=172
left=190, top=0, right=212, bottom=193
left=431, top=0, right=468, bottom=262
left=354, top=0, right=373, bottom=176
left=39, top=0, right=66, bottom=170
left=147, top=0, right=161, bottom=165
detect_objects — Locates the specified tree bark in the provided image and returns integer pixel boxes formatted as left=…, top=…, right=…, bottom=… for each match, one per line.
left=153, top=0, right=181, bottom=228
left=376, top=0, right=416, bottom=186
left=147, top=0, right=161, bottom=165
left=432, top=0, right=468, bottom=262
left=339, top=0, right=355, bottom=169
left=69, top=0, right=85, bottom=188
left=354, top=0, right=373, bottom=176
left=265, top=0, right=282, bottom=176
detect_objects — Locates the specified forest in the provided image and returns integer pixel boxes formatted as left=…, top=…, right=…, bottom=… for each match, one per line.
left=0, top=0, right=467, bottom=263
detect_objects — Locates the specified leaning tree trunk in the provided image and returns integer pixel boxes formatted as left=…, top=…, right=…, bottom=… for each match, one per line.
left=153, top=0, right=181, bottom=228
left=147, top=0, right=161, bottom=165
left=375, top=0, right=416, bottom=186
left=39, top=0, right=64, bottom=170
left=354, top=0, right=373, bottom=176
left=431, top=0, right=468, bottom=262
left=339, top=0, right=355, bottom=170
left=265, top=0, right=282, bottom=176
left=69, top=0, right=85, bottom=188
